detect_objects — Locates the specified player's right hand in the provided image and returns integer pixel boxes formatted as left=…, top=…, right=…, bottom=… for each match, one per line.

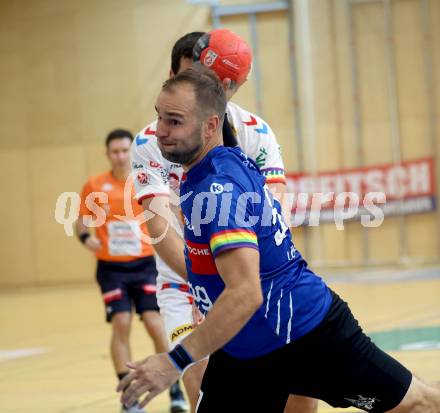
left=117, top=353, right=180, bottom=409
left=84, top=235, right=101, bottom=252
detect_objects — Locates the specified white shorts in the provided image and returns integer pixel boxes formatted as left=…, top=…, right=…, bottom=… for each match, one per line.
left=156, top=254, right=195, bottom=348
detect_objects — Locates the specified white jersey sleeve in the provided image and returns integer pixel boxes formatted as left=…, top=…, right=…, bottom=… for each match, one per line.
left=226, top=101, right=286, bottom=185
left=131, top=121, right=171, bottom=203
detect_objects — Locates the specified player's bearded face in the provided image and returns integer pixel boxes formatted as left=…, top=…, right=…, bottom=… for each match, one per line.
left=156, top=87, right=205, bottom=165
left=159, top=123, right=203, bottom=165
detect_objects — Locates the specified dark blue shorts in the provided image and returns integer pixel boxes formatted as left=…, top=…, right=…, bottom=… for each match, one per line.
left=96, top=256, right=159, bottom=322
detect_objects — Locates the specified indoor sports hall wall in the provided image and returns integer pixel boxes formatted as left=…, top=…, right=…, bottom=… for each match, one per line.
left=0, top=0, right=211, bottom=287
left=0, top=0, right=439, bottom=287
left=289, top=0, right=440, bottom=269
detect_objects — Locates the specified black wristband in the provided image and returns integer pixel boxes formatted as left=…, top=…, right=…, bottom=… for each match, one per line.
left=168, top=344, right=194, bottom=373
left=79, top=233, right=91, bottom=244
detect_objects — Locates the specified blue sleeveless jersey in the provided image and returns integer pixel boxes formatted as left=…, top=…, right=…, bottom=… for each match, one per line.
left=180, top=146, right=331, bottom=359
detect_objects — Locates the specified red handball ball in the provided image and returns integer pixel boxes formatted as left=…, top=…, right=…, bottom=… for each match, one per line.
left=193, top=29, right=253, bottom=86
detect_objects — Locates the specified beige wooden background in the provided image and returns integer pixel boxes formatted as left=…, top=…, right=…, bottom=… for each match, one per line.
left=0, top=0, right=439, bottom=287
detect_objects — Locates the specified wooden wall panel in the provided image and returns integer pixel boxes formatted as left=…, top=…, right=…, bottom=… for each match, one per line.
left=257, top=11, right=297, bottom=171
left=345, top=221, right=364, bottom=263
left=405, top=214, right=438, bottom=259
left=29, top=145, right=92, bottom=284
left=0, top=150, right=35, bottom=287
left=368, top=217, right=400, bottom=262
left=354, top=3, right=393, bottom=165
left=393, top=0, right=430, bottom=160
left=310, top=0, right=343, bottom=171
left=0, top=0, right=210, bottom=286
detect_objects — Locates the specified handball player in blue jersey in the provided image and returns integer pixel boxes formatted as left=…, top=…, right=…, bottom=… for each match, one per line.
left=118, top=66, right=440, bottom=413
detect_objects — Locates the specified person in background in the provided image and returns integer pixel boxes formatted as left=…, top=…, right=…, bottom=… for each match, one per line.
left=75, top=129, right=188, bottom=413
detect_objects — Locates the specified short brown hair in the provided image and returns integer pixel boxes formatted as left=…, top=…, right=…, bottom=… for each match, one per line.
left=171, top=31, right=205, bottom=75
left=162, top=64, right=226, bottom=122
left=105, top=128, right=133, bottom=148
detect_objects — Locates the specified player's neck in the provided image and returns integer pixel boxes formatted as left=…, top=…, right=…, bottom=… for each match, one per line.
left=183, top=135, right=222, bottom=172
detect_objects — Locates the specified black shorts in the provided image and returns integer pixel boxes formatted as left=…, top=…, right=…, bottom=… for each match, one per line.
left=96, top=256, right=159, bottom=322
left=197, top=290, right=412, bottom=413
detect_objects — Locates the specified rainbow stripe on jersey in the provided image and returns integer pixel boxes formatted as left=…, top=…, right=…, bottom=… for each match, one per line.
left=261, top=167, right=286, bottom=184
left=210, top=229, right=258, bottom=257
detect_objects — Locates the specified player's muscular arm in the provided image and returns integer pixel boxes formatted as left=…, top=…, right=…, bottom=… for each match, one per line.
left=141, top=196, right=187, bottom=279
left=181, top=247, right=263, bottom=361
left=267, top=182, right=290, bottom=226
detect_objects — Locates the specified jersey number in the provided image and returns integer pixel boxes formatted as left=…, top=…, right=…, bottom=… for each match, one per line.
left=264, top=186, right=288, bottom=246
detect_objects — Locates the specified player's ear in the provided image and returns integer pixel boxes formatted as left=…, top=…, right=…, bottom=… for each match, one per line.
left=205, top=114, right=220, bottom=138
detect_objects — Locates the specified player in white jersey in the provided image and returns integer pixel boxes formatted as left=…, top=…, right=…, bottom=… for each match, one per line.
left=130, top=32, right=317, bottom=413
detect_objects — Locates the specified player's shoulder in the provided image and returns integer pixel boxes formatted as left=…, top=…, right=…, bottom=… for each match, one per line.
left=196, top=147, right=259, bottom=194
left=227, top=101, right=273, bottom=137
left=226, top=100, right=253, bottom=118
left=85, top=171, right=113, bottom=190
left=226, top=102, right=278, bottom=167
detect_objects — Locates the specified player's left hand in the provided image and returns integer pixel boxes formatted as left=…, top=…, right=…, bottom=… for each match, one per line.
left=116, top=353, right=180, bottom=408
left=221, top=78, right=237, bottom=100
